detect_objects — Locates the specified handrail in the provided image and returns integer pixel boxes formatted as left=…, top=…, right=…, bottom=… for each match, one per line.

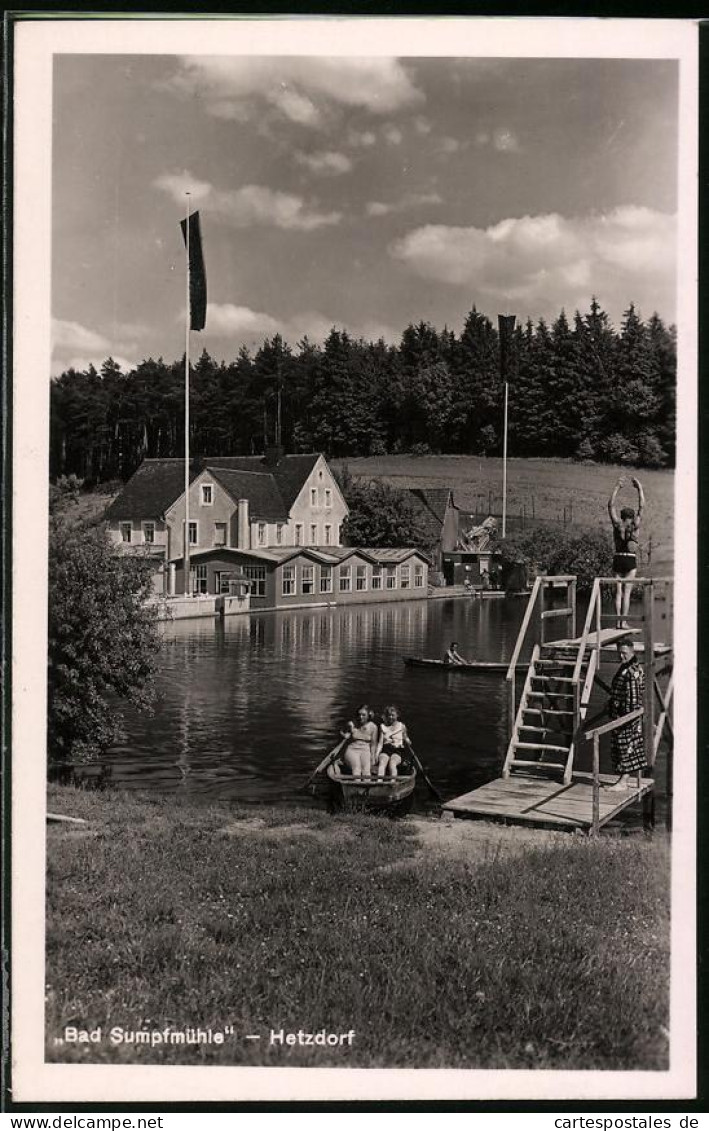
left=585, top=706, right=644, bottom=740
left=506, top=574, right=542, bottom=681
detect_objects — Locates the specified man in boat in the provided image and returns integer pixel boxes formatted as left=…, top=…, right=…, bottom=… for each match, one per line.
left=608, top=475, right=645, bottom=625
left=444, top=641, right=469, bottom=665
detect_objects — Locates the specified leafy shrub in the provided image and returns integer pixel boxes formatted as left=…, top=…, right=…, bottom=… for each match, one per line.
left=575, top=437, right=595, bottom=462
left=408, top=442, right=432, bottom=456
left=497, top=525, right=612, bottom=592
left=598, top=433, right=639, bottom=466
left=336, top=467, right=431, bottom=549
left=635, top=431, right=666, bottom=469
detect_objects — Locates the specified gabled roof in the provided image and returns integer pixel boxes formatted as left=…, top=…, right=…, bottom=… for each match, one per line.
left=105, top=459, right=200, bottom=521
left=407, top=488, right=456, bottom=545
left=203, top=453, right=321, bottom=510
left=207, top=467, right=288, bottom=522
left=363, top=547, right=430, bottom=564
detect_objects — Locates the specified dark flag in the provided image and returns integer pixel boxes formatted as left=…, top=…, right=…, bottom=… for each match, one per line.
left=498, top=313, right=516, bottom=382
left=180, top=211, right=207, bottom=332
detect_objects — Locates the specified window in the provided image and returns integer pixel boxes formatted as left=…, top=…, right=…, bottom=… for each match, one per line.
left=258, top=522, right=267, bottom=547
left=276, top=524, right=284, bottom=545
left=386, top=566, right=397, bottom=589
left=310, top=487, right=318, bottom=507
left=188, top=521, right=198, bottom=546
left=356, top=564, right=367, bottom=591
left=302, top=565, right=314, bottom=595
left=201, top=484, right=213, bottom=505
left=310, top=524, right=318, bottom=545
left=295, top=524, right=303, bottom=546
left=194, top=564, right=208, bottom=594
left=215, top=572, right=231, bottom=595
left=324, top=488, right=332, bottom=507
left=324, top=524, right=332, bottom=546
left=339, top=565, right=352, bottom=592
left=142, top=522, right=155, bottom=544
left=414, top=563, right=424, bottom=588
left=336, top=525, right=341, bottom=545
left=282, top=565, right=296, bottom=596
left=400, top=564, right=411, bottom=589
left=120, top=522, right=132, bottom=544
left=371, top=565, right=383, bottom=590
left=214, top=522, right=227, bottom=547
left=320, top=566, right=333, bottom=594
left=243, top=565, right=266, bottom=598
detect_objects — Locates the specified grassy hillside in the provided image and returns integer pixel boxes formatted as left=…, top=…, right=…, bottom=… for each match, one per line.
left=335, top=455, right=674, bottom=568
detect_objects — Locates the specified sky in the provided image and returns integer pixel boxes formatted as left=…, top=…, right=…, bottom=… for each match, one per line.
left=51, top=53, right=679, bottom=374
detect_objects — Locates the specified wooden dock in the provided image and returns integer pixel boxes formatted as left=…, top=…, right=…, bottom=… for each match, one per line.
left=442, top=771, right=653, bottom=832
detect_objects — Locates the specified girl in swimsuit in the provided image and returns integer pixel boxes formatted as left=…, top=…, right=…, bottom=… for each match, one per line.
left=375, top=705, right=412, bottom=779
left=608, top=476, right=645, bottom=624
left=342, top=704, right=378, bottom=778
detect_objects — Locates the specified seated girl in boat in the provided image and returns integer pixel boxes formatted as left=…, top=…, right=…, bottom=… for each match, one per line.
left=375, top=705, right=412, bottom=779
left=341, top=704, right=379, bottom=778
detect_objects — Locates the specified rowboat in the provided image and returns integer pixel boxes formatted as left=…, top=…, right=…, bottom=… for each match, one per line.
left=403, top=656, right=522, bottom=673
left=325, top=758, right=417, bottom=807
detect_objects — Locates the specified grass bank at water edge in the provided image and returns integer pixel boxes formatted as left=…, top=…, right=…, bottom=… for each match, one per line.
left=46, top=785, right=670, bottom=1070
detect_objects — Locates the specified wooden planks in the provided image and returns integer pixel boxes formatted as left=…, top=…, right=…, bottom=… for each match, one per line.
left=443, top=771, right=654, bottom=831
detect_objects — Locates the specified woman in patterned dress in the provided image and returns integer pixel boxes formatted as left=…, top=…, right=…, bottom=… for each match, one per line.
left=606, top=641, right=645, bottom=791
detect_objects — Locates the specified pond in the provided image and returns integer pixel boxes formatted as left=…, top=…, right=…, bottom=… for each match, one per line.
left=98, top=594, right=671, bottom=818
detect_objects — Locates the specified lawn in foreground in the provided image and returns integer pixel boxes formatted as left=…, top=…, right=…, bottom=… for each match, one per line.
left=45, top=786, right=670, bottom=1070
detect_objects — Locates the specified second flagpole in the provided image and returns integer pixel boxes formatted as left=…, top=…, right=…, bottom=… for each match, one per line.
left=184, top=192, right=191, bottom=595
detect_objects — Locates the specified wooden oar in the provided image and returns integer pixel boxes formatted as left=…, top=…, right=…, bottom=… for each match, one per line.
left=301, top=735, right=348, bottom=792
left=404, top=740, right=443, bottom=803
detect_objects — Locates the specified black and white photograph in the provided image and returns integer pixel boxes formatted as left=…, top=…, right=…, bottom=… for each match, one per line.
left=10, top=16, right=697, bottom=1104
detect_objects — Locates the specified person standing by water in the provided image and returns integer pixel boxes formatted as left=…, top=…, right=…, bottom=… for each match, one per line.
left=605, top=641, right=646, bottom=791
left=608, top=475, right=645, bottom=625
left=342, top=705, right=379, bottom=779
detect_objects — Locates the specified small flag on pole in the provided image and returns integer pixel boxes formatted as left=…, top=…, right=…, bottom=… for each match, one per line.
left=180, top=211, right=207, bottom=331
left=498, top=314, right=516, bottom=382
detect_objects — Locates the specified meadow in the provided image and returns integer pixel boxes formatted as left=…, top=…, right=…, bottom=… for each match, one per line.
left=46, top=785, right=670, bottom=1071
left=334, top=455, right=675, bottom=569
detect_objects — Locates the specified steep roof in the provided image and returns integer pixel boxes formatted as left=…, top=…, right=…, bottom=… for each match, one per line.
left=105, top=459, right=201, bottom=521
left=207, top=467, right=288, bottom=522
left=203, top=453, right=320, bottom=510
left=407, top=488, right=456, bottom=545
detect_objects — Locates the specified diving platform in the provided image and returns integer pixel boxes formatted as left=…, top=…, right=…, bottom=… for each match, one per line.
left=443, top=574, right=673, bottom=835
left=442, top=771, right=654, bottom=832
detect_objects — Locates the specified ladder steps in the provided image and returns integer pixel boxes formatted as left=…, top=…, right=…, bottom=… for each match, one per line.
left=515, top=742, right=570, bottom=754
left=523, top=708, right=574, bottom=717
left=531, top=675, right=576, bottom=683
left=536, top=659, right=577, bottom=666
left=510, top=759, right=566, bottom=771
left=519, top=724, right=572, bottom=737
left=526, top=691, right=574, bottom=700
left=540, top=607, right=574, bottom=620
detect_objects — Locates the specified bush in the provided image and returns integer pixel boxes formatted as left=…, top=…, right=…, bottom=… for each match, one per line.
left=48, top=518, right=161, bottom=764
left=575, top=437, right=595, bottom=462
left=598, top=433, right=639, bottom=466
left=336, top=468, right=431, bottom=549
left=497, top=525, right=612, bottom=592
left=635, top=431, right=666, bottom=469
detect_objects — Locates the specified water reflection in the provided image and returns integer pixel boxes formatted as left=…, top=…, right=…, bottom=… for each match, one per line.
left=101, top=596, right=669, bottom=813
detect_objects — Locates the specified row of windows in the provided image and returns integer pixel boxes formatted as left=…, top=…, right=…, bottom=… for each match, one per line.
left=120, top=520, right=340, bottom=548
left=280, top=562, right=425, bottom=598
left=198, top=483, right=335, bottom=510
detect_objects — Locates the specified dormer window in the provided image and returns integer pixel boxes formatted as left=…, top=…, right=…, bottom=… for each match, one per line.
left=201, top=484, right=213, bottom=506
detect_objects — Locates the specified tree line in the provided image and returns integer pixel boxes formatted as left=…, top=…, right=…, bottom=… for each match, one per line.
left=50, top=298, right=676, bottom=485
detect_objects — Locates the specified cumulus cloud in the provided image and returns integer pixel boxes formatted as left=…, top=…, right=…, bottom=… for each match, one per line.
left=492, top=128, right=520, bottom=153
left=382, top=124, right=403, bottom=146
left=167, top=56, right=423, bottom=128
left=52, top=319, right=111, bottom=354
left=294, top=150, right=353, bottom=175
left=366, top=191, right=442, bottom=218
left=414, top=116, right=432, bottom=135
left=390, top=206, right=677, bottom=322
left=155, top=172, right=341, bottom=231
left=51, top=318, right=144, bottom=376
left=204, top=303, right=398, bottom=348
left=347, top=128, right=377, bottom=148
left=439, top=136, right=462, bottom=155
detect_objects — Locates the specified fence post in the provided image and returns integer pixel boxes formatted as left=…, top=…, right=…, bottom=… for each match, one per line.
left=592, top=734, right=600, bottom=836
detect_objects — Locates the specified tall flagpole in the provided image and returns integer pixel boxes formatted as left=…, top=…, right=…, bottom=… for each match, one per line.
left=498, top=313, right=516, bottom=541
left=184, top=193, right=191, bottom=595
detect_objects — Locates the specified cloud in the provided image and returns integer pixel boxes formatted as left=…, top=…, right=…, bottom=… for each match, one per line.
left=155, top=172, right=341, bottom=231
left=390, top=206, right=677, bottom=322
left=347, top=129, right=377, bottom=148
left=414, top=116, right=432, bottom=135
left=492, top=128, right=520, bottom=153
left=294, top=150, right=353, bottom=176
left=204, top=303, right=399, bottom=348
left=51, top=318, right=143, bottom=376
left=439, top=136, right=461, bottom=155
left=366, top=191, right=442, bottom=218
left=382, top=124, right=403, bottom=146
left=168, top=57, right=423, bottom=129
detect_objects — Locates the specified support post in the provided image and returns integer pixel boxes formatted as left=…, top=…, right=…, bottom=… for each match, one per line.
left=643, top=581, right=655, bottom=769
left=592, top=734, right=600, bottom=836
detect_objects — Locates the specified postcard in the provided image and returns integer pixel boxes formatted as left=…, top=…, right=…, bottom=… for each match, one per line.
left=10, top=14, right=697, bottom=1105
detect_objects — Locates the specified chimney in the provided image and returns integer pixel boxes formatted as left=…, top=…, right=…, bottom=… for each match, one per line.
left=237, top=498, right=250, bottom=549
left=264, top=444, right=284, bottom=467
